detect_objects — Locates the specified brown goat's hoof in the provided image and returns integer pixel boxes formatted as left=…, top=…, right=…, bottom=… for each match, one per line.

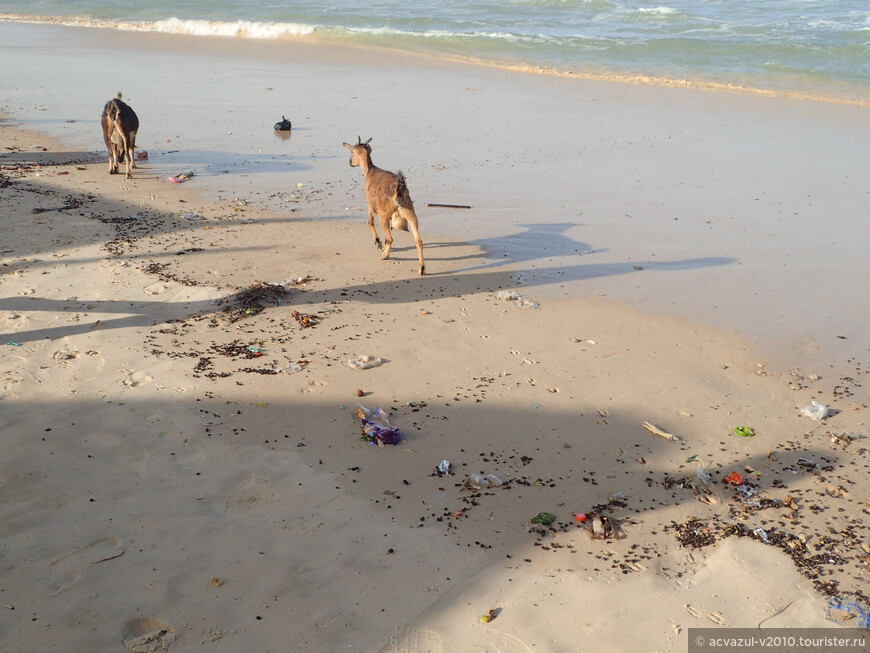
left=419, top=266, right=426, bottom=276
left=374, top=239, right=382, bottom=250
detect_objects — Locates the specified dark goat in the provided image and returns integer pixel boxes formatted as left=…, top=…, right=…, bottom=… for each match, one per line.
left=101, top=98, right=139, bottom=178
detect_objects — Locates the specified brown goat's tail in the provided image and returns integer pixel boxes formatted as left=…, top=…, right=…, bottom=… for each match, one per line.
left=395, top=171, right=411, bottom=208
left=391, top=171, right=411, bottom=231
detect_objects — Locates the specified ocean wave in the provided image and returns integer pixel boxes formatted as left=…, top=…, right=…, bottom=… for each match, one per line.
left=150, top=17, right=314, bottom=38
left=636, top=7, right=679, bottom=16
left=334, top=24, right=557, bottom=45
left=0, top=13, right=314, bottom=39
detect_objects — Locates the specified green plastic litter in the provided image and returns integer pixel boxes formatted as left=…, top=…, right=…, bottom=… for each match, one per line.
left=531, top=512, right=555, bottom=525
left=734, top=426, right=755, bottom=437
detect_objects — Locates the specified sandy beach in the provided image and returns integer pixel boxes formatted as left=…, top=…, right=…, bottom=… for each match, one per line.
left=1, top=22, right=869, bottom=652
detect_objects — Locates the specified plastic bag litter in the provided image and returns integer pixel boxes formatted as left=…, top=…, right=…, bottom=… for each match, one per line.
left=736, top=484, right=761, bottom=507
left=469, top=473, right=503, bottom=489
left=826, top=598, right=870, bottom=629
left=801, top=400, right=829, bottom=421
left=495, top=289, right=540, bottom=309
left=753, top=527, right=770, bottom=543
left=696, top=467, right=712, bottom=486
left=357, top=405, right=401, bottom=446
left=515, top=297, right=540, bottom=309
left=347, top=354, right=383, bottom=370
left=530, top=512, right=555, bottom=525
left=436, top=460, right=453, bottom=476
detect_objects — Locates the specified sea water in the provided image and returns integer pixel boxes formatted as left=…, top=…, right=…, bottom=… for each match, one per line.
left=1, top=0, right=868, bottom=102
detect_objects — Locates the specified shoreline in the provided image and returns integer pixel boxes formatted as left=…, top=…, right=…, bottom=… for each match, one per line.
left=2, top=24, right=869, bottom=651
left=1, top=20, right=868, bottom=380
left=2, top=13, right=869, bottom=108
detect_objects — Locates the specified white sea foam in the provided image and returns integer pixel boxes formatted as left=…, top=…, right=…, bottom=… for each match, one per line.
left=149, top=17, right=314, bottom=39
left=0, top=13, right=314, bottom=39
left=637, top=7, right=678, bottom=15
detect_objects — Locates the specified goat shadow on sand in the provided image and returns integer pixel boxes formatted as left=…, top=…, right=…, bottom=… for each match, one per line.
left=402, top=221, right=735, bottom=284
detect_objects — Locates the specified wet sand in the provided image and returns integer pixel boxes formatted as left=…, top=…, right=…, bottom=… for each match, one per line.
left=1, top=21, right=869, bottom=652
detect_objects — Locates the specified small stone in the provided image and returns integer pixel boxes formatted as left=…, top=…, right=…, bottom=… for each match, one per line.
left=355, top=389, right=364, bottom=397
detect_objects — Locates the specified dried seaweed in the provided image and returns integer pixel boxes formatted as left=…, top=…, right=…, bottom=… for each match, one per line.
left=219, top=282, right=286, bottom=323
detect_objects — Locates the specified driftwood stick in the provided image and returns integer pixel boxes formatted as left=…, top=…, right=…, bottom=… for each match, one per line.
left=642, top=421, right=680, bottom=442
left=424, top=203, right=471, bottom=209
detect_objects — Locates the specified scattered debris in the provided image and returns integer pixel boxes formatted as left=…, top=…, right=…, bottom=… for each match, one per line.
left=358, top=405, right=401, bottom=446
left=801, top=401, right=829, bottom=421
left=530, top=512, right=556, bottom=526
left=642, top=422, right=679, bottom=441
left=753, top=526, right=770, bottom=543
left=167, top=171, right=195, bottom=183
left=734, top=426, right=755, bottom=437
left=347, top=354, right=383, bottom=370
left=291, top=310, right=319, bottom=328
left=435, top=460, right=453, bottom=476
left=830, top=431, right=859, bottom=447
left=495, top=289, right=540, bottom=309
left=826, top=599, right=870, bottom=629
left=586, top=514, right=620, bottom=540
left=466, top=474, right=504, bottom=490
left=218, top=282, right=286, bottom=323
left=425, top=203, right=471, bottom=209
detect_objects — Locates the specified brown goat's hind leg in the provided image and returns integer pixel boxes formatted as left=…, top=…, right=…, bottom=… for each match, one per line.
left=401, top=207, right=425, bottom=275
left=379, top=213, right=393, bottom=260
left=368, top=208, right=382, bottom=250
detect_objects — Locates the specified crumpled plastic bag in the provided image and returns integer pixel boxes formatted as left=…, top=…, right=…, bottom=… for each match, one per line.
left=495, top=289, right=540, bottom=309
left=358, top=405, right=401, bottom=446
left=347, top=354, right=383, bottom=370
left=801, top=401, right=829, bottom=421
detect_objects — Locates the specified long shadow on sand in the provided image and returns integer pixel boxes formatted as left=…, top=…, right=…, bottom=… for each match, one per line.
left=0, top=388, right=855, bottom=652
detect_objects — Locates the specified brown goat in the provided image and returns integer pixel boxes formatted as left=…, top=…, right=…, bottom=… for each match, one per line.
left=343, top=137, right=425, bottom=275
left=101, top=98, right=139, bottom=178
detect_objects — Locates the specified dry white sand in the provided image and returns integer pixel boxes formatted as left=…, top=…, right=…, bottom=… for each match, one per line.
left=1, top=22, right=869, bottom=653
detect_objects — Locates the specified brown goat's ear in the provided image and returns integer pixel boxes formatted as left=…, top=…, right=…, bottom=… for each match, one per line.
left=343, top=143, right=353, bottom=150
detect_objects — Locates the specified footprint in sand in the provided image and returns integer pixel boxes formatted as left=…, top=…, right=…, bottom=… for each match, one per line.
left=684, top=604, right=703, bottom=619
left=383, top=627, right=444, bottom=653
left=122, top=617, right=177, bottom=652
left=123, top=371, right=153, bottom=388
left=683, top=604, right=725, bottom=624
left=47, top=536, right=125, bottom=595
